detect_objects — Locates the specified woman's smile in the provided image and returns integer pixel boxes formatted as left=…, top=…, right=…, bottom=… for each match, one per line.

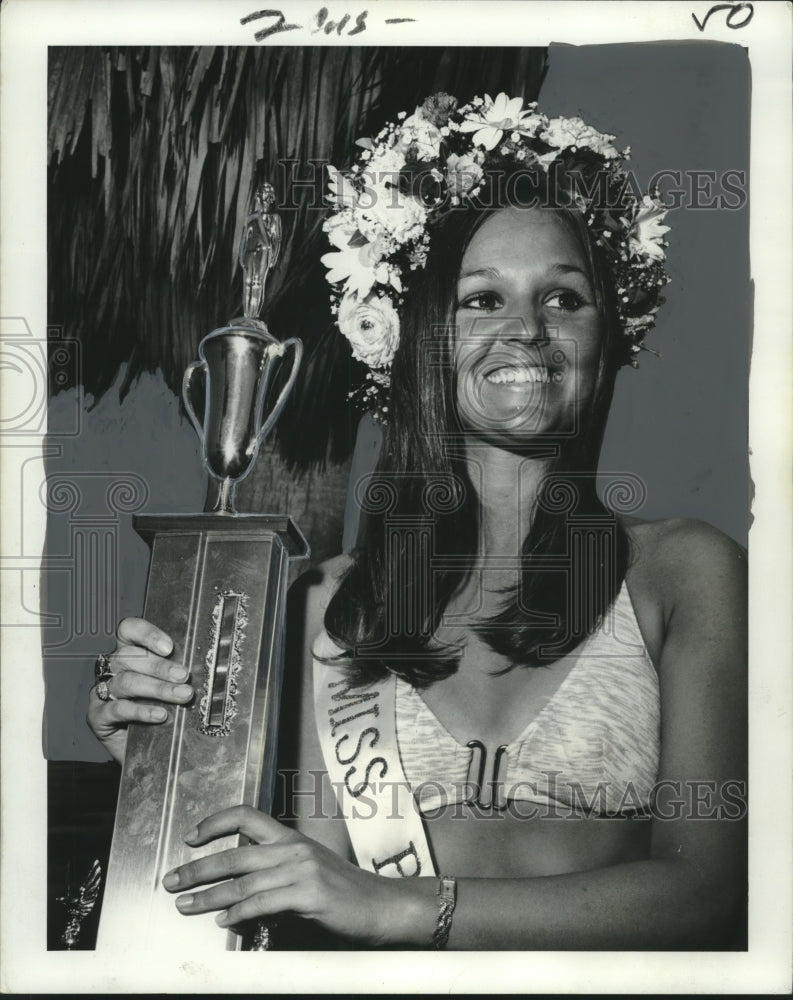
left=483, top=365, right=550, bottom=385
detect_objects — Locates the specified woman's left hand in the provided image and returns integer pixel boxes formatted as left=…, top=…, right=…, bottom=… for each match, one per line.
left=161, top=806, right=433, bottom=947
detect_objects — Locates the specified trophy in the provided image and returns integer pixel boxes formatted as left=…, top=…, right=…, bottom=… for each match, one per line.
left=97, top=185, right=309, bottom=954
left=183, top=184, right=300, bottom=516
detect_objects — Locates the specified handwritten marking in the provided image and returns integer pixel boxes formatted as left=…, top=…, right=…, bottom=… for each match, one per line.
left=241, top=8, right=302, bottom=40
left=691, top=2, right=754, bottom=31
left=242, top=6, right=407, bottom=40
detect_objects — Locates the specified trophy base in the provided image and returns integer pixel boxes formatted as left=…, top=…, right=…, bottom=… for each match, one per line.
left=97, top=513, right=307, bottom=953
left=133, top=512, right=310, bottom=559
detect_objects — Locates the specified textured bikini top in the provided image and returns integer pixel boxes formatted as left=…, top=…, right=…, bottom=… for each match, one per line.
left=395, top=581, right=661, bottom=816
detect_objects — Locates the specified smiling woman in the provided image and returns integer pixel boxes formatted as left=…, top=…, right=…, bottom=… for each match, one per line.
left=87, top=92, right=747, bottom=951
left=454, top=208, right=604, bottom=438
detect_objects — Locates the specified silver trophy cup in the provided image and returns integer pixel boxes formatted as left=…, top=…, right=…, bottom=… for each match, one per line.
left=182, top=324, right=302, bottom=514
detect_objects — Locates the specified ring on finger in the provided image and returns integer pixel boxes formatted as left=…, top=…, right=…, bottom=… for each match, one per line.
left=95, top=679, right=116, bottom=703
left=94, top=652, right=114, bottom=681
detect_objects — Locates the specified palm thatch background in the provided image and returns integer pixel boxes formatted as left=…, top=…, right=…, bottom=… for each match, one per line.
left=48, top=45, right=547, bottom=474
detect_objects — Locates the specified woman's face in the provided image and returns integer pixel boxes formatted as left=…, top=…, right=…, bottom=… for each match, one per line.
left=453, top=206, right=604, bottom=446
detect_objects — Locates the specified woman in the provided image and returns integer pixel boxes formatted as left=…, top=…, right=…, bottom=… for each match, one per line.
left=88, top=93, right=747, bottom=950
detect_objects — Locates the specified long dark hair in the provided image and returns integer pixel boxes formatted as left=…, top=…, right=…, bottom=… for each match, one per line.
left=324, top=165, right=633, bottom=687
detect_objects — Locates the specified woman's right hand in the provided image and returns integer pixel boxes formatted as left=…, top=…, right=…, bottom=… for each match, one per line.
left=86, top=617, right=195, bottom=765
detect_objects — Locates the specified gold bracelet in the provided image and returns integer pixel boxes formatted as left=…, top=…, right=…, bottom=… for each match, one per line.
left=432, top=875, right=457, bottom=949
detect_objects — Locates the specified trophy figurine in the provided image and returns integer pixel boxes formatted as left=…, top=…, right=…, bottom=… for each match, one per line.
left=97, top=185, right=309, bottom=954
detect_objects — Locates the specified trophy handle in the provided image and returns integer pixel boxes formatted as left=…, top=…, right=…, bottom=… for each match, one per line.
left=182, top=360, right=207, bottom=445
left=252, top=337, right=303, bottom=451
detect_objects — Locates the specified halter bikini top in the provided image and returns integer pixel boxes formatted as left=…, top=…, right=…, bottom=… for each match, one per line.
left=394, top=580, right=661, bottom=816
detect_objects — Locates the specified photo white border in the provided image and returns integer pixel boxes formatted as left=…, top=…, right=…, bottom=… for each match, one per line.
left=1, top=0, right=791, bottom=992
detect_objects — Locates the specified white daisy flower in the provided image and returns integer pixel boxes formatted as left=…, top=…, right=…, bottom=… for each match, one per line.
left=321, top=237, right=389, bottom=300
left=457, top=92, right=533, bottom=151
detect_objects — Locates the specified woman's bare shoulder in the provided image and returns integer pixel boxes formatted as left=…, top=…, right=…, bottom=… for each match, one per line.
left=622, top=515, right=745, bottom=570
left=620, top=515, right=747, bottom=613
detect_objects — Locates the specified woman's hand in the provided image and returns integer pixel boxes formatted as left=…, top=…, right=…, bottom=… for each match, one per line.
left=86, top=617, right=194, bottom=765
left=162, top=806, right=436, bottom=948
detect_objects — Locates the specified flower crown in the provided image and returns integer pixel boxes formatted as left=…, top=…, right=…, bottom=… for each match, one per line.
left=321, top=92, right=671, bottom=420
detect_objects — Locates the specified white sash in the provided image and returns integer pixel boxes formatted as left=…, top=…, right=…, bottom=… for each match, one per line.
left=312, top=632, right=436, bottom=879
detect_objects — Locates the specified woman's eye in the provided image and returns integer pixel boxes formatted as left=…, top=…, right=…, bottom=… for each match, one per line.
left=459, top=291, right=501, bottom=311
left=545, top=290, right=585, bottom=311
